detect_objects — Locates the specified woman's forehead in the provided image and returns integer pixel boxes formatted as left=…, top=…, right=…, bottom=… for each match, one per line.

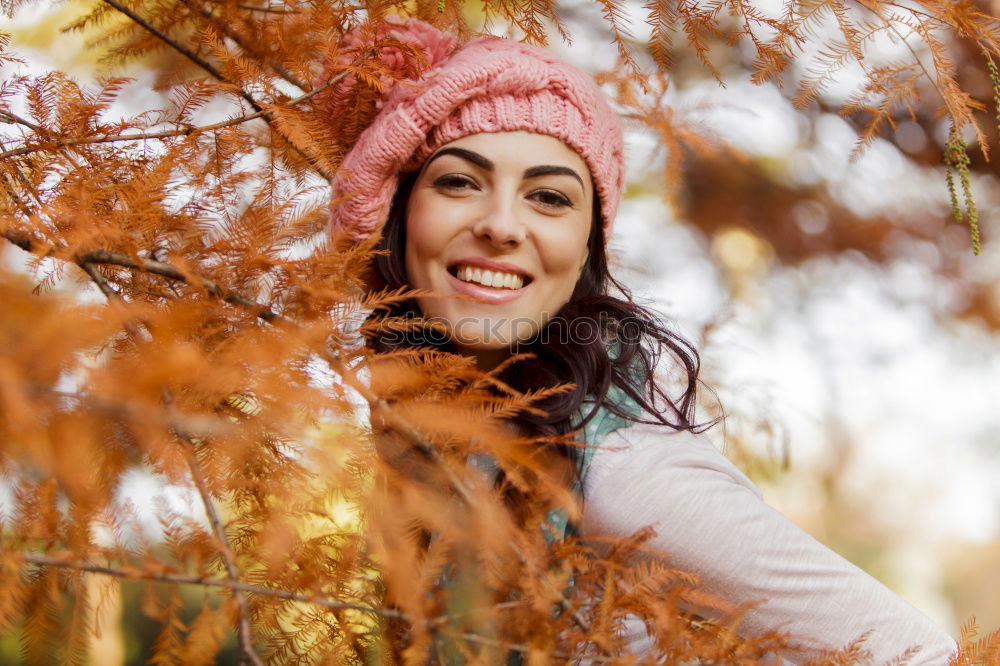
left=428, top=132, right=590, bottom=174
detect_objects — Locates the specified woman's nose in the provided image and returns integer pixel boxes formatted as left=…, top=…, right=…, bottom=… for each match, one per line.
left=471, top=197, right=526, bottom=247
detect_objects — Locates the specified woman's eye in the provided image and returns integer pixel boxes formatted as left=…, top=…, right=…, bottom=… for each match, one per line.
left=433, top=174, right=478, bottom=191
left=530, top=189, right=573, bottom=209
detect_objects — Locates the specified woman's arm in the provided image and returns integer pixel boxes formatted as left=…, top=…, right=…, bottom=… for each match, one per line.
left=580, top=423, right=957, bottom=665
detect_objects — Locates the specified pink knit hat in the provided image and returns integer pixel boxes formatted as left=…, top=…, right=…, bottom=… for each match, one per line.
left=327, top=18, right=625, bottom=242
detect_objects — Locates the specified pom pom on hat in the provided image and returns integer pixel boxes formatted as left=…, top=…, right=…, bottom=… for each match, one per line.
left=315, top=17, right=458, bottom=121
left=333, top=18, right=458, bottom=105
left=327, top=20, right=625, bottom=242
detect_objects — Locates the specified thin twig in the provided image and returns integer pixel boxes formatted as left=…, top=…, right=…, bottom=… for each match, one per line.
left=0, top=127, right=197, bottom=160
left=199, top=0, right=303, bottom=12
left=180, top=0, right=310, bottom=91
left=100, top=0, right=331, bottom=179
left=0, top=55, right=362, bottom=161
left=3, top=232, right=280, bottom=320
left=157, top=387, right=263, bottom=666
left=0, top=109, right=46, bottom=133
left=3, top=162, right=49, bottom=213
left=0, top=181, right=36, bottom=223
left=445, top=630, right=616, bottom=663
left=90, top=244, right=280, bottom=320
left=102, top=0, right=229, bottom=84
left=17, top=552, right=403, bottom=619
left=2, top=233, right=234, bottom=304
left=877, top=11, right=948, bottom=104
left=19, top=552, right=613, bottom=661
left=220, top=0, right=366, bottom=13
left=77, top=260, right=121, bottom=301
left=329, top=352, right=479, bottom=506
left=177, top=436, right=264, bottom=666
left=237, top=3, right=296, bottom=13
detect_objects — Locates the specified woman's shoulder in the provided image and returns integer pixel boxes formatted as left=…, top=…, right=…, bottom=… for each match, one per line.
left=584, top=420, right=763, bottom=502
left=579, top=420, right=957, bottom=664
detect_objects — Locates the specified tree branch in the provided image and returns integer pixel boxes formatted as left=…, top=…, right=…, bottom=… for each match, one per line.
left=0, top=49, right=367, bottom=162
left=77, top=260, right=121, bottom=301
left=102, top=0, right=229, bottom=83
left=180, top=0, right=310, bottom=92
left=18, top=551, right=613, bottom=661
left=100, top=0, right=331, bottom=179
left=177, top=434, right=264, bottom=666
left=0, top=61, right=354, bottom=161
left=0, top=109, right=46, bottom=133
left=16, top=552, right=403, bottom=619
left=77, top=246, right=279, bottom=320
left=2, top=162, right=49, bottom=214
left=0, top=178, right=37, bottom=222
left=236, top=3, right=296, bottom=13
left=867, top=6, right=948, bottom=105
left=3, top=233, right=282, bottom=320
left=445, top=629, right=617, bottom=663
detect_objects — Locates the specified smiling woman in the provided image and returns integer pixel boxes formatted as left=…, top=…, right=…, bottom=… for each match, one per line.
left=325, top=17, right=959, bottom=664
left=406, top=132, right=593, bottom=359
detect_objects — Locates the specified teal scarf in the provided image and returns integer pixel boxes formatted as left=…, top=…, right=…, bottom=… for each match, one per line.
left=541, top=384, right=641, bottom=544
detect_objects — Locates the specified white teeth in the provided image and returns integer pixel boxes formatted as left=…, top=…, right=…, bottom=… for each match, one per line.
left=454, top=264, right=525, bottom=290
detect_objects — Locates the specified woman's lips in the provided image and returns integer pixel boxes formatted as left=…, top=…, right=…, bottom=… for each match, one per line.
left=450, top=256, right=532, bottom=279
left=445, top=269, right=528, bottom=304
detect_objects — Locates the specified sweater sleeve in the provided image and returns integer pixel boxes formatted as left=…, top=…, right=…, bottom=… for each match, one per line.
left=580, top=422, right=958, bottom=665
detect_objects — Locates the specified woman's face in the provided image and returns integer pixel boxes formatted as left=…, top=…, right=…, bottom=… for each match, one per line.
left=405, top=131, right=594, bottom=365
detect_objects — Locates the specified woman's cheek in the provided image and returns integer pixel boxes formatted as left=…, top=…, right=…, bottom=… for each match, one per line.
left=541, top=228, right=590, bottom=303
left=404, top=207, right=449, bottom=291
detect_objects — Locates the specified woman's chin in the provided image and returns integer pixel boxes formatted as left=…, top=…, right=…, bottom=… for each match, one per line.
left=447, top=318, right=538, bottom=351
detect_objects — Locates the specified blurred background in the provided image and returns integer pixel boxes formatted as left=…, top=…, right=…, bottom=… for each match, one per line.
left=557, top=0, right=1000, bottom=637
left=3, top=0, right=999, bottom=662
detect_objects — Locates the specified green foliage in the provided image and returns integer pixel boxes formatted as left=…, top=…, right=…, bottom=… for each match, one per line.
left=945, top=123, right=981, bottom=256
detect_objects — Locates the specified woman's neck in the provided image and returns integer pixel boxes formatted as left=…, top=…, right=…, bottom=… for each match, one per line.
left=456, top=345, right=511, bottom=372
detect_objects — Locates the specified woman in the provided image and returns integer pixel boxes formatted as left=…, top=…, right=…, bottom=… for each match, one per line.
left=326, top=18, right=957, bottom=664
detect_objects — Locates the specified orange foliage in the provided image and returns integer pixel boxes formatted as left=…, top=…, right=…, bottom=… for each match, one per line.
left=0, top=0, right=998, bottom=663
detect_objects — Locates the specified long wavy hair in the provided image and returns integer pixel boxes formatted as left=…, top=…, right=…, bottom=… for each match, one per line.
left=366, top=172, right=704, bottom=461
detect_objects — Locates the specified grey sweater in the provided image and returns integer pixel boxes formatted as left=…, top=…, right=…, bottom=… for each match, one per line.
left=580, top=422, right=958, bottom=664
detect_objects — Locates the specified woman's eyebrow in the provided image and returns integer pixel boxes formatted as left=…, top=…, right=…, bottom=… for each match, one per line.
left=424, top=147, right=493, bottom=171
left=523, top=165, right=585, bottom=190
